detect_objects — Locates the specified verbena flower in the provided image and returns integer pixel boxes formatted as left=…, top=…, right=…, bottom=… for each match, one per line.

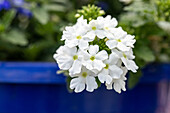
left=81, top=45, right=108, bottom=72
left=62, top=17, right=92, bottom=50
left=97, top=53, right=123, bottom=84
left=112, top=49, right=138, bottom=72
left=70, top=67, right=98, bottom=93
left=106, top=67, right=128, bottom=93
left=106, top=27, right=135, bottom=51
left=53, top=46, right=83, bottom=75
left=54, top=13, right=138, bottom=93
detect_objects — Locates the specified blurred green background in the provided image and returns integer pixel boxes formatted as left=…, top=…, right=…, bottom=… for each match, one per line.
left=0, top=0, right=125, bottom=61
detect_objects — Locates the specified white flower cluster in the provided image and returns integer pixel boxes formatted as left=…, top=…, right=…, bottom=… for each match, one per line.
left=53, top=16, right=138, bottom=93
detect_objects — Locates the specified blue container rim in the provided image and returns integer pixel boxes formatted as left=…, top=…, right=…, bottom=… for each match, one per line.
left=0, top=62, right=170, bottom=84
left=0, top=62, right=66, bottom=84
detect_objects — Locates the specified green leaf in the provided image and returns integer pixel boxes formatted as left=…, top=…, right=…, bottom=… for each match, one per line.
left=128, top=70, right=142, bottom=89
left=0, top=9, right=16, bottom=30
left=96, top=77, right=101, bottom=88
left=1, top=30, right=28, bottom=46
left=134, top=42, right=155, bottom=62
left=32, top=7, right=49, bottom=24
left=43, top=4, right=66, bottom=12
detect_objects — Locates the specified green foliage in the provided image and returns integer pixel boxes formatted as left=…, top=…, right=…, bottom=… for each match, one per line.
left=0, top=0, right=72, bottom=61
left=120, top=0, right=170, bottom=89
left=134, top=39, right=155, bottom=62
left=156, top=0, right=170, bottom=21
left=0, top=10, right=16, bottom=32
left=1, top=29, right=28, bottom=46
left=32, top=7, right=49, bottom=24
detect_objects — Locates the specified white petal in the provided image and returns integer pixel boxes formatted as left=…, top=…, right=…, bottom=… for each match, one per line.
left=79, top=40, right=89, bottom=50
left=63, top=46, right=77, bottom=56
left=112, top=27, right=127, bottom=39
left=124, top=49, right=135, bottom=59
left=109, top=65, right=123, bottom=79
left=83, top=31, right=96, bottom=40
left=91, top=69, right=99, bottom=74
left=111, top=49, right=122, bottom=57
left=121, top=57, right=138, bottom=72
left=86, top=76, right=98, bottom=92
left=111, top=18, right=118, bottom=27
left=81, top=51, right=91, bottom=60
left=113, top=80, right=126, bottom=93
left=117, top=42, right=130, bottom=51
left=93, top=59, right=105, bottom=71
left=83, top=60, right=93, bottom=70
left=98, top=69, right=112, bottom=84
left=108, top=52, right=119, bottom=65
left=106, top=40, right=117, bottom=49
left=96, top=30, right=106, bottom=39
left=89, top=45, right=99, bottom=55
left=98, top=69, right=108, bottom=83
left=57, top=56, right=73, bottom=70
left=95, top=50, right=108, bottom=60
left=69, top=60, right=82, bottom=75
left=70, top=77, right=85, bottom=93
left=106, top=82, right=113, bottom=90
left=65, top=39, right=78, bottom=48
left=123, top=35, right=136, bottom=48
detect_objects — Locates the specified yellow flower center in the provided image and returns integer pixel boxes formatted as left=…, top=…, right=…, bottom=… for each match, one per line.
left=116, top=39, right=121, bottom=42
left=76, top=35, right=82, bottom=40
left=104, top=27, right=109, bottom=30
left=90, top=56, right=95, bottom=61
left=92, top=26, right=96, bottom=30
left=123, top=53, right=127, bottom=59
left=73, top=55, right=78, bottom=60
left=82, top=72, right=87, bottom=78
left=104, top=64, right=109, bottom=69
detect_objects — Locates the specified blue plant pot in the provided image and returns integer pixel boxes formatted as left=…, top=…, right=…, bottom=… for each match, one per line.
left=0, top=62, right=170, bottom=113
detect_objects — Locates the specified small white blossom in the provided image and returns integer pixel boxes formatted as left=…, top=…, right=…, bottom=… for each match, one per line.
left=97, top=53, right=123, bottom=84
left=84, top=19, right=106, bottom=39
left=100, top=15, right=118, bottom=32
left=106, top=67, right=128, bottom=93
left=70, top=67, right=98, bottom=93
left=106, top=27, right=136, bottom=51
left=62, top=17, right=93, bottom=50
left=53, top=46, right=83, bottom=75
left=112, top=49, right=138, bottom=73
left=82, top=45, right=108, bottom=73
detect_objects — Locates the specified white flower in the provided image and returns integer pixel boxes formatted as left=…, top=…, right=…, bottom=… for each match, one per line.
left=53, top=46, right=83, bottom=75
left=54, top=13, right=139, bottom=93
left=62, top=16, right=93, bottom=50
left=106, top=67, right=128, bottom=93
left=112, top=49, right=138, bottom=73
left=81, top=45, right=108, bottom=73
left=70, top=67, right=98, bottom=93
left=106, top=27, right=136, bottom=51
left=84, top=19, right=106, bottom=40
left=100, top=15, right=118, bottom=32
left=97, top=53, right=123, bottom=84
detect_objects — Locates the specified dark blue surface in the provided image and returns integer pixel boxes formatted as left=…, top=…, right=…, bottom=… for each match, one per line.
left=0, top=62, right=169, bottom=113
